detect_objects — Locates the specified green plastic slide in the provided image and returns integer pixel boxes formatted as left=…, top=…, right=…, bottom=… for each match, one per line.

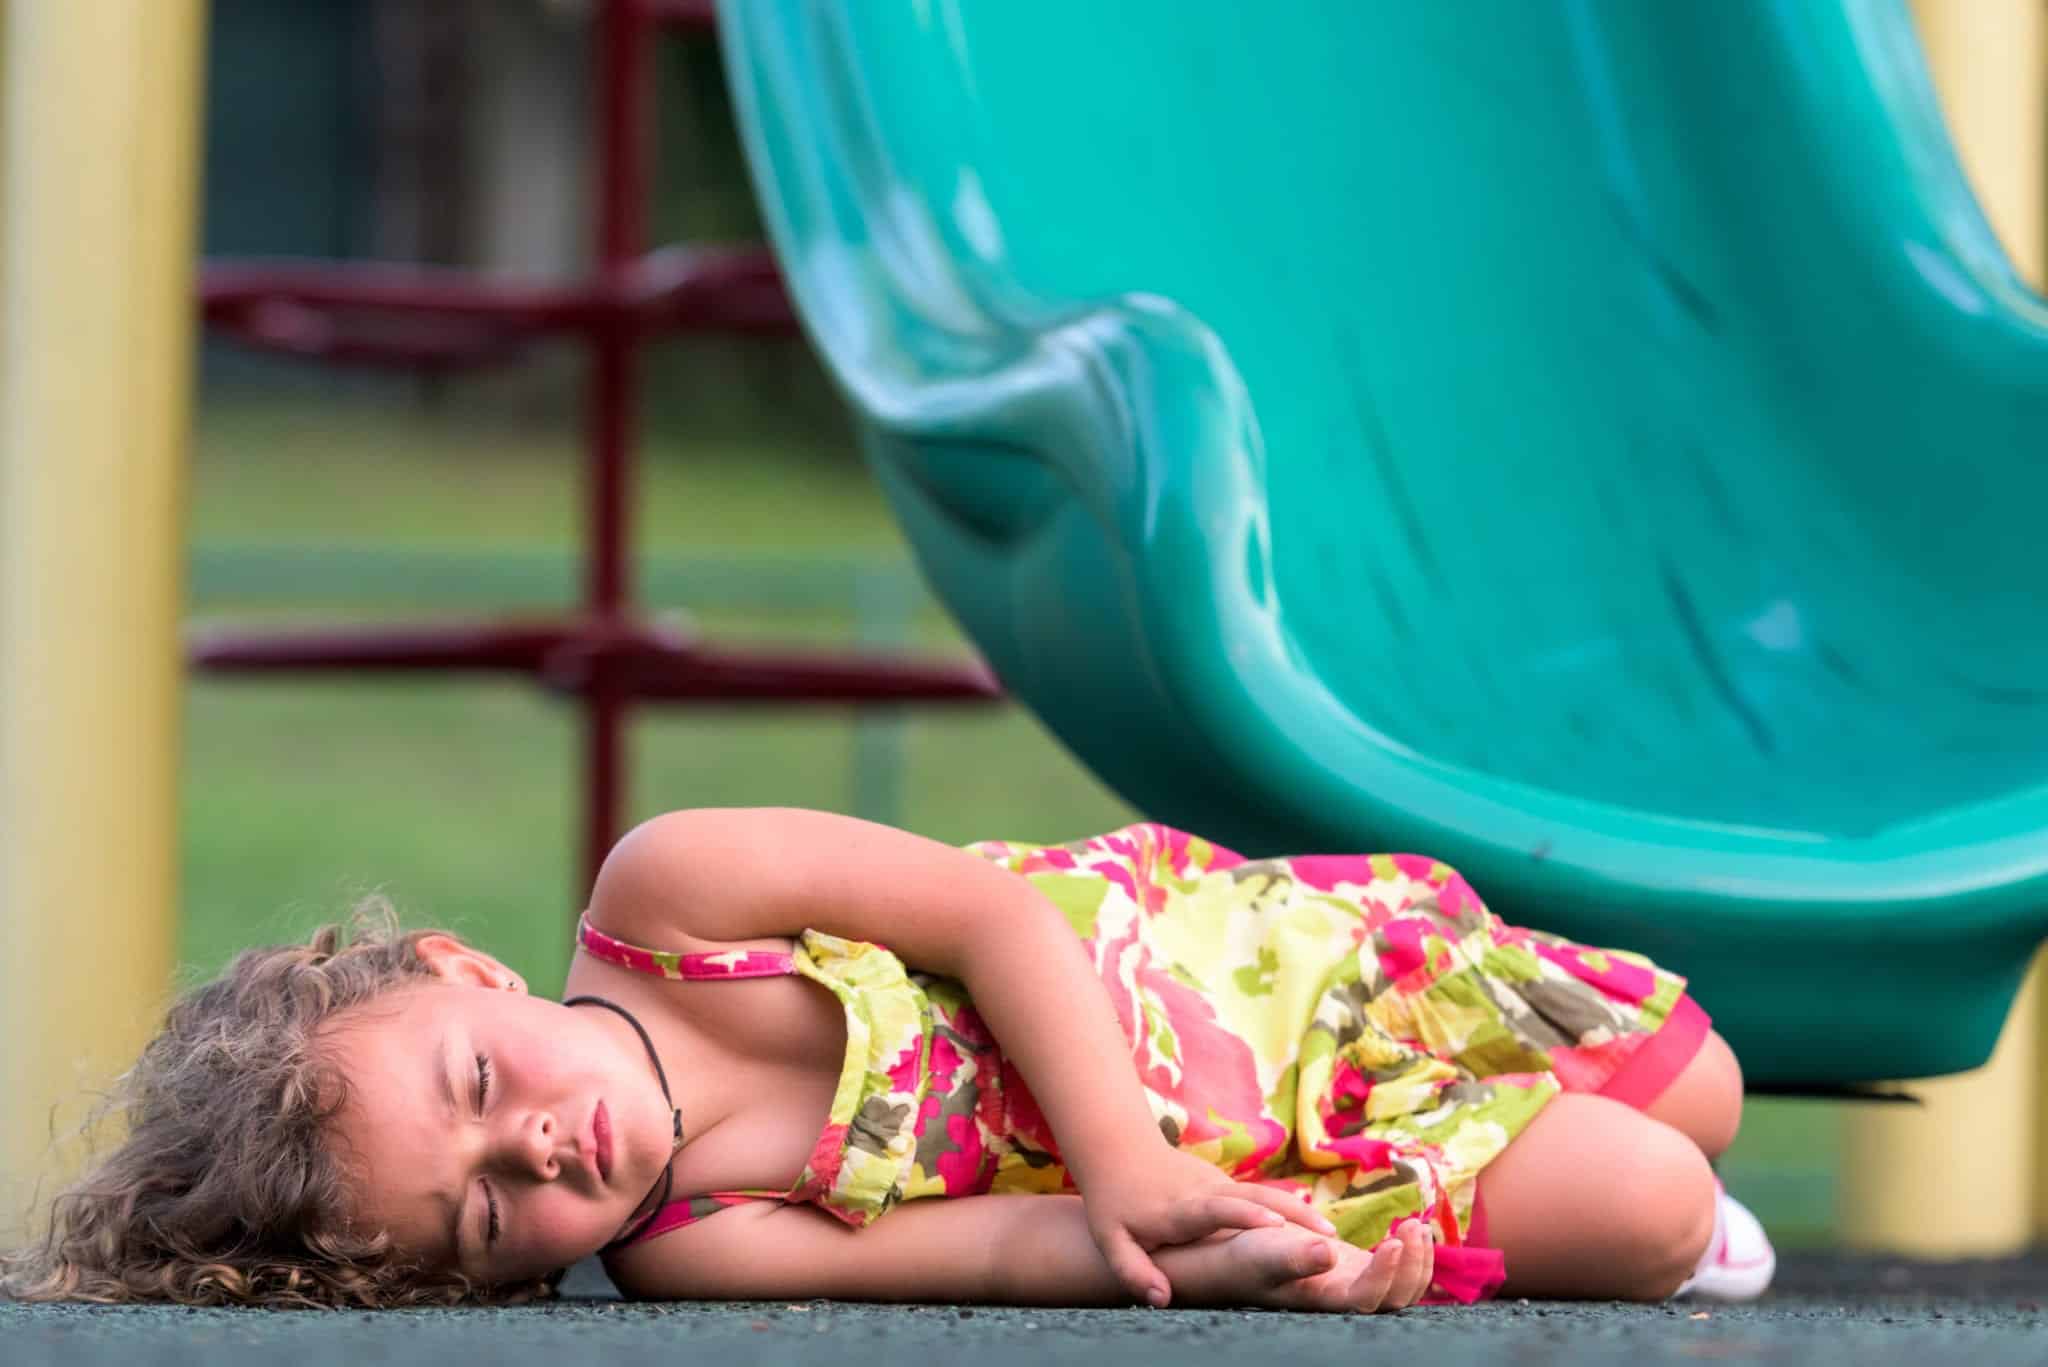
left=721, top=0, right=2048, bottom=1086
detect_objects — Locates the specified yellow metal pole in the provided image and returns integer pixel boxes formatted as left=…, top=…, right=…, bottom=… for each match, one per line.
left=1911, top=0, right=2047, bottom=288
left=1840, top=959, right=2041, bottom=1255
left=1838, top=0, right=2046, bottom=1258
left=0, top=0, right=206, bottom=1237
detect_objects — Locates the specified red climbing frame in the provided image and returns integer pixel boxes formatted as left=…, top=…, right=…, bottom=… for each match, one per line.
left=193, top=0, right=1001, bottom=893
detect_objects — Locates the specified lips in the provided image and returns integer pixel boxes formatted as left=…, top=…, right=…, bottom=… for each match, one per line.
left=593, top=1099, right=613, bottom=1183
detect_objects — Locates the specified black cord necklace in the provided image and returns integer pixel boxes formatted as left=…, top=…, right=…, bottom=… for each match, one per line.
left=563, top=994, right=685, bottom=1254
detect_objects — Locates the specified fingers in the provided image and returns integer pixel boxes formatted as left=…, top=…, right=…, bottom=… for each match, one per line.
left=1153, top=1192, right=1338, bottom=1247
left=1236, top=1226, right=1339, bottom=1287
left=1152, top=1194, right=1291, bottom=1246
left=1231, top=1182, right=1340, bottom=1237
left=1250, top=1220, right=1435, bottom=1315
left=1344, top=1221, right=1433, bottom=1313
left=1378, top=1221, right=1435, bottom=1311
left=1104, top=1231, right=1173, bottom=1308
left=1342, top=1232, right=1403, bottom=1312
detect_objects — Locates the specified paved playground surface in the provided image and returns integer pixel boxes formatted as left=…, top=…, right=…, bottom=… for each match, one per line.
left=8, top=1253, right=2048, bottom=1367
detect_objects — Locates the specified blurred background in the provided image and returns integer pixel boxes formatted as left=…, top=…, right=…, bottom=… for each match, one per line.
left=69, top=0, right=2037, bottom=1257
left=184, top=4, right=1136, bottom=999
left=180, top=0, right=1855, bottom=1248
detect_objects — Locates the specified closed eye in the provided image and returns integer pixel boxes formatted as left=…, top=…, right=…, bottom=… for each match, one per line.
left=475, top=1053, right=501, bottom=1248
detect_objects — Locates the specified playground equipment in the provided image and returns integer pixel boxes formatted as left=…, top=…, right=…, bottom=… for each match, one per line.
left=0, top=0, right=204, bottom=1234
left=3, top=0, right=2043, bottom=1259
left=720, top=0, right=2048, bottom=1087
left=2, top=0, right=1001, bottom=1235
left=721, top=0, right=2048, bottom=1249
left=194, top=0, right=999, bottom=893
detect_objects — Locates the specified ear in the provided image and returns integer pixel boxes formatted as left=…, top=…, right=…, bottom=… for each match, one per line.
left=415, top=934, right=526, bottom=994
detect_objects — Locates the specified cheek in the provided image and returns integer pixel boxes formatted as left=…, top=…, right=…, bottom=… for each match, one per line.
left=517, top=1186, right=616, bottom=1268
left=508, top=1012, right=608, bottom=1090
left=497, top=1022, right=572, bottom=1097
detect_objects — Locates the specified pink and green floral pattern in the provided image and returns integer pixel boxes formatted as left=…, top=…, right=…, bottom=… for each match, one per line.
left=595, top=824, right=1701, bottom=1304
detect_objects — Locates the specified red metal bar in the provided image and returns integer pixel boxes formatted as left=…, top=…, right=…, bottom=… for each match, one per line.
left=189, top=622, right=570, bottom=673
left=589, top=644, right=1001, bottom=703
left=195, top=294, right=521, bottom=372
left=202, top=249, right=790, bottom=329
left=582, top=0, right=657, bottom=884
left=188, top=620, right=1003, bottom=703
left=200, top=249, right=795, bottom=370
left=589, top=18, right=644, bottom=615
left=192, top=0, right=1006, bottom=913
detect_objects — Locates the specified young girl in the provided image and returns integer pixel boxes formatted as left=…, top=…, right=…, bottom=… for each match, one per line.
left=3, top=808, right=1772, bottom=1311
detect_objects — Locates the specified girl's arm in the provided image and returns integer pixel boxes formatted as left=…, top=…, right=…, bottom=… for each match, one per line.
left=588, top=807, right=1333, bottom=1304
left=605, top=1194, right=1433, bottom=1313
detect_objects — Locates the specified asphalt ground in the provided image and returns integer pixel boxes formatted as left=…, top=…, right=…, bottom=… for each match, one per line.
left=8, top=1253, right=2048, bottom=1367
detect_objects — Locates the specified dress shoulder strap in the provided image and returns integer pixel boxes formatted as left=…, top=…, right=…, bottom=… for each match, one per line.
left=576, top=913, right=798, bottom=981
left=621, top=1191, right=783, bottom=1248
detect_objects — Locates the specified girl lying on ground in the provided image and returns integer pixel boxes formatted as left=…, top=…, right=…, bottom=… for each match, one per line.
left=1, top=808, right=1773, bottom=1311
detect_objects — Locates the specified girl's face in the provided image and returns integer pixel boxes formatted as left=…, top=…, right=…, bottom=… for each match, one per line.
left=323, top=937, right=676, bottom=1286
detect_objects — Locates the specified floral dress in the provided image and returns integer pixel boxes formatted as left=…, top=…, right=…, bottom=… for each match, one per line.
left=577, top=823, right=1709, bottom=1304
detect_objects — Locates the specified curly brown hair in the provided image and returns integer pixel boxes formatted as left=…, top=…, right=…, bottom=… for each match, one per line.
left=0, top=902, right=549, bottom=1309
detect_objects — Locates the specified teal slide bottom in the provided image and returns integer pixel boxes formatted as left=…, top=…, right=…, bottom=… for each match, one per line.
left=721, top=0, right=2048, bottom=1085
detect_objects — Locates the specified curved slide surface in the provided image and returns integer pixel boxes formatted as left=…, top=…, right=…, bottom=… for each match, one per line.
left=722, top=0, right=2048, bottom=1085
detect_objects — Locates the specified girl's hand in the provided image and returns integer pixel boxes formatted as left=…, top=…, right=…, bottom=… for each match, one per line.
left=1084, top=1145, right=1339, bottom=1305
left=1202, top=1219, right=1438, bottom=1314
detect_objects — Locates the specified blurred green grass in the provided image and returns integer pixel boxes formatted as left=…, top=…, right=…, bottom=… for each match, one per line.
left=180, top=387, right=1838, bottom=1245
left=182, top=392, right=1140, bottom=985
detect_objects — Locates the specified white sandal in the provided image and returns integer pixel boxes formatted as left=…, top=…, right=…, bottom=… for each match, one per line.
left=1674, top=1182, right=1777, bottom=1302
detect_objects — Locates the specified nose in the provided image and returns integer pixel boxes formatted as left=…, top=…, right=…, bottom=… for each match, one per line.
left=502, top=1110, right=560, bottom=1181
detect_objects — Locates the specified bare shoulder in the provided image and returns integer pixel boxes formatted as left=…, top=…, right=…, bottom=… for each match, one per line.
left=595, top=808, right=794, bottom=891
left=585, top=807, right=810, bottom=949
left=588, top=807, right=1057, bottom=985
left=586, top=806, right=978, bottom=952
